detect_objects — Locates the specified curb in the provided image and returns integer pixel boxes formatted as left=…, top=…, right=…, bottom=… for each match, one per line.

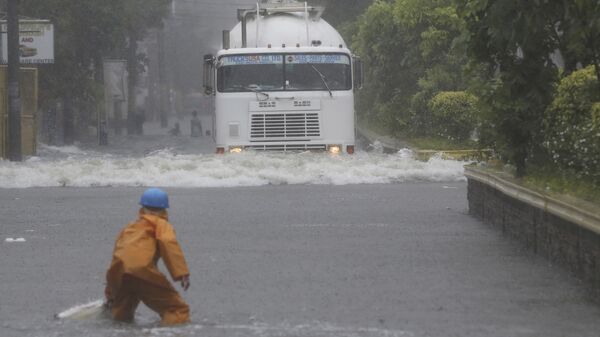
left=413, top=149, right=493, bottom=161
left=356, top=126, right=492, bottom=160
left=465, top=166, right=600, bottom=235
left=355, top=126, right=407, bottom=153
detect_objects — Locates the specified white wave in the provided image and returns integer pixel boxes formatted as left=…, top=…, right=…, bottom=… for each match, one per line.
left=144, top=321, right=414, bottom=337
left=0, top=147, right=466, bottom=188
left=38, top=143, right=93, bottom=156
left=55, top=299, right=105, bottom=320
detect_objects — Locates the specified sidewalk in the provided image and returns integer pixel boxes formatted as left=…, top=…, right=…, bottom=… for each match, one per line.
left=80, top=114, right=216, bottom=156
left=355, top=125, right=410, bottom=153
left=356, top=124, right=492, bottom=160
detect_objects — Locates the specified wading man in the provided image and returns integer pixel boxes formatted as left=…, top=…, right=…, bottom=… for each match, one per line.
left=104, top=188, right=191, bottom=325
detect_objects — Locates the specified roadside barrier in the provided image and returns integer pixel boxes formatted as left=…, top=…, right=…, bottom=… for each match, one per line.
left=465, top=165, right=600, bottom=298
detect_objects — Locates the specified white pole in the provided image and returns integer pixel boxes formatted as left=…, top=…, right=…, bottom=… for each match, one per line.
left=305, top=2, right=309, bottom=46
left=256, top=2, right=260, bottom=47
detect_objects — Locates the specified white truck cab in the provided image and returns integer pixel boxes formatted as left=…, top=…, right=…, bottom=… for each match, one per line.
left=204, top=0, right=363, bottom=154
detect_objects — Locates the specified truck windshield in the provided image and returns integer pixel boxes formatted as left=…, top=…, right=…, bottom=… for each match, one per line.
left=218, top=53, right=351, bottom=92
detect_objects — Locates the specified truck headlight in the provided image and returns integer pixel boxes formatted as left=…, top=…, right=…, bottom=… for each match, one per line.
left=229, top=146, right=243, bottom=153
left=327, top=145, right=341, bottom=154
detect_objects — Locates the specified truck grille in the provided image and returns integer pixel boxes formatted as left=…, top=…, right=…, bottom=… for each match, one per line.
left=250, top=113, right=320, bottom=140
left=248, top=144, right=327, bottom=151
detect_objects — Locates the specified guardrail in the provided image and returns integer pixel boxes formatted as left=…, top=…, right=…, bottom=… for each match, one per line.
left=356, top=126, right=493, bottom=161
left=414, top=149, right=493, bottom=161
left=465, top=166, right=600, bottom=235
left=465, top=165, right=600, bottom=296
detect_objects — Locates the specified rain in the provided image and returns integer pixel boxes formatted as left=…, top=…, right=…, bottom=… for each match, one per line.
left=1, top=1, right=600, bottom=337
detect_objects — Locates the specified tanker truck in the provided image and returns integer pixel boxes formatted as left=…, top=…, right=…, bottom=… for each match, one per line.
left=203, top=0, right=363, bottom=154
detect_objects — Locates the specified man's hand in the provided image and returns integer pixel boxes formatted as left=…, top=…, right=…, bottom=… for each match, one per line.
left=180, top=275, right=190, bottom=291
left=104, top=286, right=114, bottom=309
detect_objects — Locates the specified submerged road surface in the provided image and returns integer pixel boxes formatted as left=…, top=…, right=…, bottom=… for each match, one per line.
left=1, top=183, right=599, bottom=337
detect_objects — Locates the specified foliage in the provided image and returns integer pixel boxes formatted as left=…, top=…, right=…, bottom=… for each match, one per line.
left=121, top=0, right=171, bottom=38
left=428, top=91, right=478, bottom=142
left=543, top=66, right=600, bottom=184
left=524, top=166, right=600, bottom=205
left=353, top=0, right=469, bottom=136
left=455, top=0, right=561, bottom=176
left=593, top=102, right=600, bottom=129
left=557, top=0, right=600, bottom=82
left=0, top=0, right=171, bottom=141
left=320, top=0, right=374, bottom=27
left=348, top=0, right=600, bottom=190
left=402, top=135, right=476, bottom=151
left=14, top=0, right=127, bottom=103
left=404, top=1, right=469, bottom=135
left=353, top=0, right=410, bottom=134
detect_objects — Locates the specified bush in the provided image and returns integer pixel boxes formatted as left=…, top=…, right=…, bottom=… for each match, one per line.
left=428, top=91, right=478, bottom=141
left=592, top=102, right=600, bottom=129
left=543, top=66, right=600, bottom=183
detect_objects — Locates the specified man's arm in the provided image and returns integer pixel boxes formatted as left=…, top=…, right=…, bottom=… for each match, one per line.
left=155, top=220, right=191, bottom=281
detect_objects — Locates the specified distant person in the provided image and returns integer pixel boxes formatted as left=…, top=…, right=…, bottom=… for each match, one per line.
left=169, top=122, right=181, bottom=136
left=104, top=188, right=191, bottom=325
left=135, top=109, right=145, bottom=135
left=99, top=121, right=108, bottom=146
left=190, top=110, right=202, bottom=137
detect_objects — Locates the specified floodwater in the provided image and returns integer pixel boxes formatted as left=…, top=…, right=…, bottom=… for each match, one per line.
left=23, top=319, right=415, bottom=337
left=0, top=140, right=466, bottom=189
left=0, top=125, right=465, bottom=337
left=3, top=122, right=599, bottom=337
left=3, top=182, right=600, bottom=337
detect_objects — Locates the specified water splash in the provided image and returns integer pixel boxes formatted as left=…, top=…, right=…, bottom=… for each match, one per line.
left=0, top=146, right=466, bottom=188
left=141, top=321, right=415, bottom=337
left=56, top=300, right=106, bottom=320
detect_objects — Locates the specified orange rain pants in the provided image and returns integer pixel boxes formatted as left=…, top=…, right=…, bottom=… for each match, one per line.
left=111, top=274, right=189, bottom=325
left=105, top=211, right=190, bottom=325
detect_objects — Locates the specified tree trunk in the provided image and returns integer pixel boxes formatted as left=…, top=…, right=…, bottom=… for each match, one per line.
left=63, top=97, right=74, bottom=145
left=593, top=58, right=600, bottom=96
left=158, top=29, right=168, bottom=128
left=7, top=0, right=21, bottom=161
left=127, top=30, right=139, bottom=135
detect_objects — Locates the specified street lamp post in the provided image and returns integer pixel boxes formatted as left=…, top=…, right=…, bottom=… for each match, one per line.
left=7, top=0, right=21, bottom=161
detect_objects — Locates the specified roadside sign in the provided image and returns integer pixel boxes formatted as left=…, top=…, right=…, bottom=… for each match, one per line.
left=0, top=20, right=54, bottom=64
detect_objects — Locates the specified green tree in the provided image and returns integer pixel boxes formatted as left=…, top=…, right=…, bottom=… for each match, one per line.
left=4, top=0, right=171, bottom=142
left=353, top=0, right=404, bottom=102
left=319, top=0, right=373, bottom=27
left=353, top=0, right=469, bottom=136
left=353, top=0, right=415, bottom=133
left=15, top=0, right=129, bottom=143
left=543, top=66, right=600, bottom=184
left=429, top=91, right=478, bottom=142
left=558, top=0, right=600, bottom=85
left=121, top=0, right=171, bottom=135
left=456, top=0, right=561, bottom=176
left=396, top=0, right=468, bottom=135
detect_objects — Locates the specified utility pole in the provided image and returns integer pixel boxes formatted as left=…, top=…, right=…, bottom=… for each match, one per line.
left=7, top=0, right=21, bottom=161
left=127, top=30, right=138, bottom=135
left=158, top=29, right=168, bottom=128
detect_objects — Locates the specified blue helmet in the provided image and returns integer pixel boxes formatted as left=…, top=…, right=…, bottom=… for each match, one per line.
left=140, top=188, right=169, bottom=209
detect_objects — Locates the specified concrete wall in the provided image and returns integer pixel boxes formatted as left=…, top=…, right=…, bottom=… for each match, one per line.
left=466, top=167, right=600, bottom=297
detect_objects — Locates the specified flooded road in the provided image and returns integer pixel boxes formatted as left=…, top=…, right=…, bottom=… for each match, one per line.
left=1, top=126, right=599, bottom=336
left=1, top=182, right=600, bottom=336
left=0, top=138, right=465, bottom=188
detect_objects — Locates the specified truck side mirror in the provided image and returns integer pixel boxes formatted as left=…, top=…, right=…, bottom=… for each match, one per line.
left=353, top=56, right=364, bottom=90
left=203, top=54, right=216, bottom=95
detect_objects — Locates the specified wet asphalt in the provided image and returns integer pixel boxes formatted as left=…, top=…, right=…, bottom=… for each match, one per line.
left=1, top=183, right=600, bottom=337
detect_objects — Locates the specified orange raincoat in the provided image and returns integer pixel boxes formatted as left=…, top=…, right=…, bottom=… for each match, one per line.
left=105, top=210, right=190, bottom=325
